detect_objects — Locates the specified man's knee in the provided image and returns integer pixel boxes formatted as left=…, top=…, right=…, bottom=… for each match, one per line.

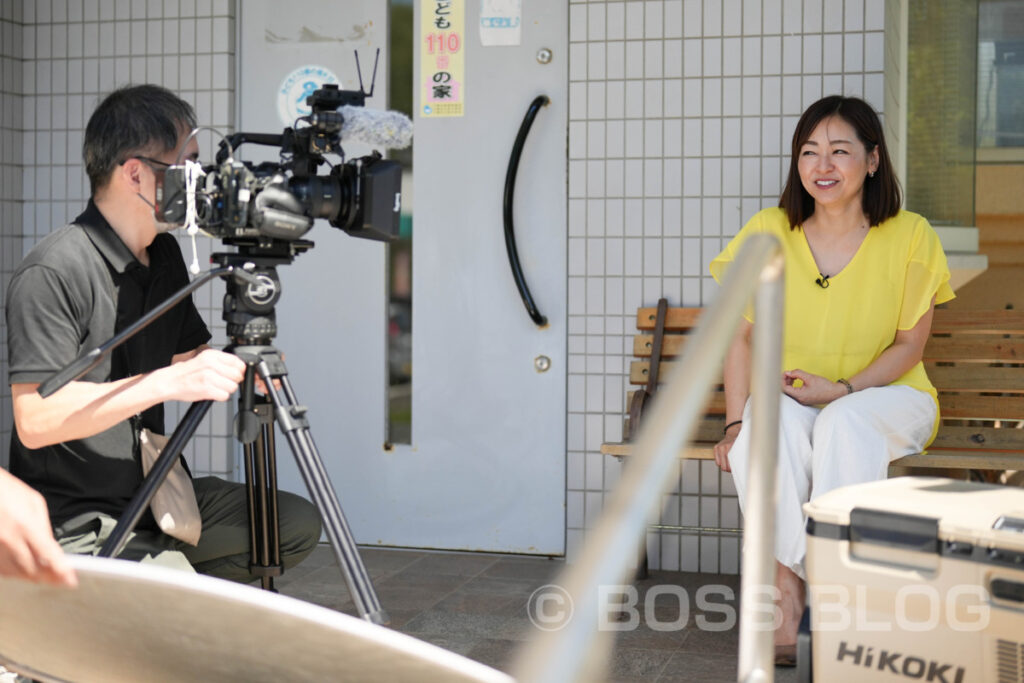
left=277, top=491, right=322, bottom=557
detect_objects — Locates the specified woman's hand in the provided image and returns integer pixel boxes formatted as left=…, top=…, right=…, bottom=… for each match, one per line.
left=782, top=369, right=848, bottom=405
left=714, top=423, right=742, bottom=472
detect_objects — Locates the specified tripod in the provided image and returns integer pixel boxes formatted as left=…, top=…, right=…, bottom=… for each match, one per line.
left=41, top=241, right=388, bottom=624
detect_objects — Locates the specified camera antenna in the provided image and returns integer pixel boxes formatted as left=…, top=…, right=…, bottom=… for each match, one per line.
left=354, top=48, right=381, bottom=99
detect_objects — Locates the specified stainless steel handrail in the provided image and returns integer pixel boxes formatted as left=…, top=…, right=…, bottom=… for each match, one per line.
left=512, top=234, right=784, bottom=683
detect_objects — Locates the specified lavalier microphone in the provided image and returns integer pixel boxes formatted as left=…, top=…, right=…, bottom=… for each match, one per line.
left=815, top=273, right=830, bottom=289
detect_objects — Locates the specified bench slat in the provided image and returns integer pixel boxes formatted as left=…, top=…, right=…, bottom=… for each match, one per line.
left=635, top=308, right=1024, bottom=334
left=631, top=361, right=1024, bottom=393
left=923, top=337, right=1024, bottom=363
left=927, top=366, right=1024, bottom=392
left=629, top=360, right=717, bottom=386
left=603, top=443, right=1024, bottom=470
left=930, top=425, right=1024, bottom=451
left=600, top=442, right=716, bottom=459
left=938, top=395, right=1024, bottom=421
left=929, top=310, right=1024, bottom=334
left=615, top=417, right=729, bottom=448
left=619, top=420, right=1024, bottom=453
left=633, top=334, right=687, bottom=358
left=627, top=390, right=727, bottom=415
left=892, top=451, right=1024, bottom=469
left=635, top=333, right=1024, bottom=363
left=628, top=383, right=1024, bottom=420
left=635, top=307, right=702, bottom=331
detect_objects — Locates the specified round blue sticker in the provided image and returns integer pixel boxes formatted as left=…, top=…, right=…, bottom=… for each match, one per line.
left=277, top=65, right=341, bottom=127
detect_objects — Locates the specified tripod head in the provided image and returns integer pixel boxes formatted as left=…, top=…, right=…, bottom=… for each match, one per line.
left=214, top=240, right=312, bottom=346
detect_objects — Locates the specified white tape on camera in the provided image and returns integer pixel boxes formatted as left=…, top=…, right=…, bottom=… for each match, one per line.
left=183, top=160, right=205, bottom=275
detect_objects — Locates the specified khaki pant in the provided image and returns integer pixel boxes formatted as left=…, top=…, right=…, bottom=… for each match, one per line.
left=55, top=476, right=322, bottom=583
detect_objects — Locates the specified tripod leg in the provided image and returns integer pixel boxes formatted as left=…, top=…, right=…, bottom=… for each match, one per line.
left=263, top=412, right=283, bottom=571
left=243, top=439, right=262, bottom=579
left=237, top=362, right=284, bottom=589
left=243, top=398, right=283, bottom=590
left=254, top=353, right=389, bottom=625
left=99, top=401, right=213, bottom=558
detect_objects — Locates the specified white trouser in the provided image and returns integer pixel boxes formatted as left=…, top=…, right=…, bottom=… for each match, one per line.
left=727, top=385, right=936, bottom=579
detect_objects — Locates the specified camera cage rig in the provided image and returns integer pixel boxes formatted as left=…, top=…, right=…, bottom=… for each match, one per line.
left=156, top=49, right=402, bottom=251
left=215, top=49, right=380, bottom=174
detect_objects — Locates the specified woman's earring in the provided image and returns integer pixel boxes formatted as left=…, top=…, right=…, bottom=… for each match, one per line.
left=868, top=171, right=875, bottom=178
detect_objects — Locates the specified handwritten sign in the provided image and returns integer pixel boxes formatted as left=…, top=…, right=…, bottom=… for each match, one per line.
left=420, top=0, right=465, bottom=117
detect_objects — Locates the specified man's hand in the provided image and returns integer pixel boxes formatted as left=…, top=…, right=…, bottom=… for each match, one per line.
left=174, top=347, right=281, bottom=396
left=782, top=369, right=848, bottom=405
left=0, top=469, right=77, bottom=587
left=158, top=348, right=246, bottom=403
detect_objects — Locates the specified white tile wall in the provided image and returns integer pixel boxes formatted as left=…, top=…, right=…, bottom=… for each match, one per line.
left=0, top=1, right=24, bottom=470
left=1, top=0, right=237, bottom=478
left=567, top=0, right=891, bottom=572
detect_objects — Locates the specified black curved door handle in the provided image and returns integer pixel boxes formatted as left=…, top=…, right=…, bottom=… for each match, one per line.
left=503, top=95, right=549, bottom=327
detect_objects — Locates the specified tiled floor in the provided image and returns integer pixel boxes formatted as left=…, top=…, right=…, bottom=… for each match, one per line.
left=276, top=545, right=799, bottom=683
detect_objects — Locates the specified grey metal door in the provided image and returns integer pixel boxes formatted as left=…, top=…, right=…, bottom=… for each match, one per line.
left=238, top=0, right=567, bottom=555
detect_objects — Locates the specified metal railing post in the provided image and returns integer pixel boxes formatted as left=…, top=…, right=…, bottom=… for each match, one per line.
left=738, top=255, right=786, bottom=683
left=512, top=235, right=784, bottom=683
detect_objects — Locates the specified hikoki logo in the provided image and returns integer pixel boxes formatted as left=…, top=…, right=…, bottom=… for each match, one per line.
left=277, top=65, right=341, bottom=127
left=836, top=641, right=966, bottom=683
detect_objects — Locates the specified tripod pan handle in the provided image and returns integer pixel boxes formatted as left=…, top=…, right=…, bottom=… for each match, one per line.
left=38, top=349, right=104, bottom=398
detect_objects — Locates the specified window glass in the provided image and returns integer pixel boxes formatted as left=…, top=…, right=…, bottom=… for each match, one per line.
left=387, top=0, right=414, bottom=446
left=907, top=0, right=978, bottom=226
left=977, top=1, right=1024, bottom=149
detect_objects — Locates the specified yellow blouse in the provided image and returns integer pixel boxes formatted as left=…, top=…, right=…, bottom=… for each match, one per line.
left=710, top=207, right=955, bottom=443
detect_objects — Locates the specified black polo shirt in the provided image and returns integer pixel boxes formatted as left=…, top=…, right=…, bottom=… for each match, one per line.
left=6, top=200, right=211, bottom=527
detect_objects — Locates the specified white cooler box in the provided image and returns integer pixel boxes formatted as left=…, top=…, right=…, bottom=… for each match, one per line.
left=801, top=476, right=1024, bottom=683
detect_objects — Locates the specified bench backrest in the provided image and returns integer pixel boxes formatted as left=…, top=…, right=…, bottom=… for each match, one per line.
left=626, top=307, right=1024, bottom=454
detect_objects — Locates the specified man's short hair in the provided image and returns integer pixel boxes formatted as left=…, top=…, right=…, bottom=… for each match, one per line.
left=83, top=84, right=197, bottom=195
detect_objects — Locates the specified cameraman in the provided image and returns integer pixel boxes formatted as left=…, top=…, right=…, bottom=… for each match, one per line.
left=5, top=84, right=321, bottom=581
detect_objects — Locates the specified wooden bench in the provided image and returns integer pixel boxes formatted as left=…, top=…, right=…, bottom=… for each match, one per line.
left=600, top=304, right=1024, bottom=473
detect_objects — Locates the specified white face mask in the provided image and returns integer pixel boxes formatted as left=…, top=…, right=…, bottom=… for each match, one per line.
left=154, top=219, right=181, bottom=234
left=136, top=191, right=180, bottom=234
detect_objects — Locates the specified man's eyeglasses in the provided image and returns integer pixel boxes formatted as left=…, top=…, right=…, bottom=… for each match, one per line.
left=130, top=156, right=172, bottom=174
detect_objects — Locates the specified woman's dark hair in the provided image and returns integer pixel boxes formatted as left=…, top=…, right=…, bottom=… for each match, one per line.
left=83, top=84, right=197, bottom=195
left=778, top=95, right=901, bottom=229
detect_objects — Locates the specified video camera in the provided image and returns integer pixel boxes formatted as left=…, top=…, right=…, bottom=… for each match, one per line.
left=154, top=52, right=409, bottom=248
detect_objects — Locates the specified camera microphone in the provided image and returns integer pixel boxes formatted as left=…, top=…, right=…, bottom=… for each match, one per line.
left=339, top=106, right=413, bottom=150
left=815, top=273, right=830, bottom=289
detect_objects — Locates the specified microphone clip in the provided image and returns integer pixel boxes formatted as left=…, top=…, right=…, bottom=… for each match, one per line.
left=815, top=273, right=831, bottom=289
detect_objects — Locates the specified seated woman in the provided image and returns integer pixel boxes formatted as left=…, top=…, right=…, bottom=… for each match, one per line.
left=709, top=95, right=954, bottom=666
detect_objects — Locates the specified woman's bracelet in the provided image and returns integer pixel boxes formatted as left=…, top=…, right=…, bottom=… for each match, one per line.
left=723, top=419, right=743, bottom=434
left=837, top=378, right=854, bottom=394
